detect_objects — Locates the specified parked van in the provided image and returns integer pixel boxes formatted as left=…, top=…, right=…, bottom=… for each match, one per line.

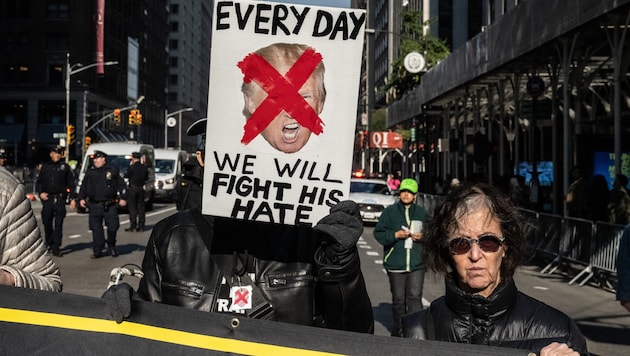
left=77, top=142, right=156, bottom=212
left=153, top=148, right=188, bottom=202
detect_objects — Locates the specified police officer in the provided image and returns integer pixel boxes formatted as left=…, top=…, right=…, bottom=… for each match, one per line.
left=175, top=118, right=205, bottom=211
left=77, top=150, right=127, bottom=258
left=36, top=146, right=76, bottom=257
left=124, top=152, right=148, bottom=232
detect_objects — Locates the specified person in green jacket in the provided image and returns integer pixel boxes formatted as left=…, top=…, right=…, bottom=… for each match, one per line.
left=374, top=178, right=428, bottom=337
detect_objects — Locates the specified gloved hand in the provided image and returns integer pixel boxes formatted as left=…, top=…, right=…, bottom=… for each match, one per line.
left=102, top=282, right=134, bottom=323
left=314, top=200, right=363, bottom=252
left=313, top=200, right=363, bottom=281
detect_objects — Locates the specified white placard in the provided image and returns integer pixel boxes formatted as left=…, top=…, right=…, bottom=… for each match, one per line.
left=202, top=0, right=366, bottom=226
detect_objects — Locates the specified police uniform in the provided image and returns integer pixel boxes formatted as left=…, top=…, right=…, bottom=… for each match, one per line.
left=77, top=150, right=127, bottom=258
left=36, top=146, right=75, bottom=256
left=124, top=152, right=149, bottom=231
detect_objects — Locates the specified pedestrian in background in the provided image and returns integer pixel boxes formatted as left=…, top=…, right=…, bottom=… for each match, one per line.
left=77, top=150, right=127, bottom=258
left=374, top=178, right=428, bottom=337
left=617, top=225, right=630, bottom=313
left=565, top=167, right=586, bottom=218
left=608, top=174, right=630, bottom=225
left=0, top=166, right=62, bottom=291
left=403, top=183, right=587, bottom=355
left=387, top=173, right=400, bottom=191
left=124, top=152, right=148, bottom=232
left=36, top=146, right=75, bottom=257
left=0, top=150, right=6, bottom=166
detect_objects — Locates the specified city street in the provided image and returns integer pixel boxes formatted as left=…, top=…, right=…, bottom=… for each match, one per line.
left=30, top=201, right=630, bottom=356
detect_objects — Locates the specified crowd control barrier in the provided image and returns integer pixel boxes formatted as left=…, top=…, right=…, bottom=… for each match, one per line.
left=516, top=209, right=623, bottom=290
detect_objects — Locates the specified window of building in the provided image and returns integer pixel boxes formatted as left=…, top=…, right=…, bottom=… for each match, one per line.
left=46, top=1, right=69, bottom=19
left=3, top=64, right=29, bottom=84
left=169, top=57, right=178, bottom=67
left=168, top=92, right=178, bottom=102
left=169, top=74, right=178, bottom=85
left=3, top=0, right=30, bottom=18
left=46, top=33, right=69, bottom=51
left=171, top=4, right=179, bottom=14
left=49, top=64, right=64, bottom=87
left=169, top=39, right=178, bottom=50
left=170, top=21, right=179, bottom=32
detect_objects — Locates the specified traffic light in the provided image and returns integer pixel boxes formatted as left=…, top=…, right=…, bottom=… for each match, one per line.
left=85, top=136, right=92, bottom=151
left=113, top=109, right=121, bottom=123
left=67, top=125, right=75, bottom=145
left=136, top=110, right=142, bottom=125
left=410, top=127, right=416, bottom=142
left=129, top=109, right=137, bottom=125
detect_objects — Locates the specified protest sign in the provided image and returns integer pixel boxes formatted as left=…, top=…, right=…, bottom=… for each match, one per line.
left=203, top=0, right=366, bottom=226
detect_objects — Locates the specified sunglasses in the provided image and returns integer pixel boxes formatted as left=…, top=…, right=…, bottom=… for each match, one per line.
left=448, top=235, right=505, bottom=255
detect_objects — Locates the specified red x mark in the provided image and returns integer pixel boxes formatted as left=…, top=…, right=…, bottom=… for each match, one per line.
left=234, top=288, right=249, bottom=306
left=237, top=47, right=324, bottom=144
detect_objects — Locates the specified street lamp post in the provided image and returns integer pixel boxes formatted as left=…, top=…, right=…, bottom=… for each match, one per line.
left=82, top=96, right=144, bottom=160
left=65, top=53, right=117, bottom=162
left=164, top=107, right=193, bottom=149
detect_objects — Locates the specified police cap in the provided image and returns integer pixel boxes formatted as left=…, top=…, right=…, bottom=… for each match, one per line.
left=131, top=152, right=141, bottom=159
left=51, top=146, right=65, bottom=154
left=92, top=150, right=107, bottom=158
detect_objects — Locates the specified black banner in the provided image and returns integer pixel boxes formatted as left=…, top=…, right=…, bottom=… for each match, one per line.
left=0, top=286, right=526, bottom=355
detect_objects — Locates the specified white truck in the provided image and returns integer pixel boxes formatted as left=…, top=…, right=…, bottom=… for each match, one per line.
left=153, top=148, right=189, bottom=202
left=76, top=142, right=156, bottom=212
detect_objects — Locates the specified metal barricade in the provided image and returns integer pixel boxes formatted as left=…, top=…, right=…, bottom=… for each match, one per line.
left=569, top=221, right=624, bottom=287
left=542, top=217, right=594, bottom=276
left=518, top=208, right=540, bottom=261
left=417, top=193, right=445, bottom=218
left=535, top=213, right=563, bottom=272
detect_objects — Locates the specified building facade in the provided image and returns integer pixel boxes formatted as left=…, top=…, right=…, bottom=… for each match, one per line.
left=0, top=0, right=212, bottom=169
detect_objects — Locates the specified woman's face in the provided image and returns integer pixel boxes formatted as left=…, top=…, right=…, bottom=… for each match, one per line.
left=448, top=207, right=506, bottom=298
left=399, top=190, right=416, bottom=205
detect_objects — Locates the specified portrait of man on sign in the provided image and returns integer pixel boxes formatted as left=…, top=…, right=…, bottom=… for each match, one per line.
left=239, top=43, right=326, bottom=154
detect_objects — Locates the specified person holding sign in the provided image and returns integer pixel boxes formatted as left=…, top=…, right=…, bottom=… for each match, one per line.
left=238, top=43, right=326, bottom=154
left=101, top=119, right=374, bottom=334
left=374, top=178, right=428, bottom=337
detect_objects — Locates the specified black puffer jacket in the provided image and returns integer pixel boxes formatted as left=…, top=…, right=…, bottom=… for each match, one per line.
left=403, top=275, right=587, bottom=355
left=137, top=202, right=374, bottom=333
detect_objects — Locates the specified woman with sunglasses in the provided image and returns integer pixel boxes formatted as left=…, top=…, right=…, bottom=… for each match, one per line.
left=403, top=183, right=587, bottom=356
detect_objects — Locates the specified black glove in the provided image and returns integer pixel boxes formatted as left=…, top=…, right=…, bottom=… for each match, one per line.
left=313, top=200, right=363, bottom=251
left=102, top=283, right=134, bottom=323
left=313, top=200, right=363, bottom=281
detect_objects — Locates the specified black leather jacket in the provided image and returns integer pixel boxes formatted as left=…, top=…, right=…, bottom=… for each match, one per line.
left=137, top=204, right=374, bottom=333
left=403, top=275, right=587, bottom=354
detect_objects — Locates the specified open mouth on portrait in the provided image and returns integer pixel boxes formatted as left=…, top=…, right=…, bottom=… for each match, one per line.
left=281, top=121, right=301, bottom=143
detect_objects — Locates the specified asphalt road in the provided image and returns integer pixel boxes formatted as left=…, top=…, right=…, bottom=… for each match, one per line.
left=30, top=202, right=630, bottom=356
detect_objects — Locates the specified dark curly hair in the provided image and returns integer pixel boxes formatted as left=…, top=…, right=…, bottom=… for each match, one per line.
left=423, top=182, right=527, bottom=279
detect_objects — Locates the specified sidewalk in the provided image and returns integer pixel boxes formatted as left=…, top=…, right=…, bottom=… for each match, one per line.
left=515, top=261, right=630, bottom=356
